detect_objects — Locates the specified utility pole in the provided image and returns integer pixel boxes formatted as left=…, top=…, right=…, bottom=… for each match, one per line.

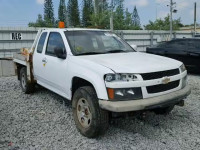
left=156, top=3, right=160, bottom=20
left=93, top=0, right=99, bottom=26
left=170, top=0, right=173, bottom=40
left=94, top=0, right=98, bottom=15
left=156, top=5, right=157, bottom=20
left=110, top=0, right=114, bottom=32
left=169, top=0, right=177, bottom=40
left=194, top=2, right=197, bottom=35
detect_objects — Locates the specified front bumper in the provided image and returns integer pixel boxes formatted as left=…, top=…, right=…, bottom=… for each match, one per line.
left=99, top=85, right=191, bottom=112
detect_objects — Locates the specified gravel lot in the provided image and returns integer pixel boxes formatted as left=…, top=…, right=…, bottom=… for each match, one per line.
left=0, top=75, right=200, bottom=150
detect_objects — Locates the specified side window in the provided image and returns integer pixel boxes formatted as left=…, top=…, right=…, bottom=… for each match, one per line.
left=194, top=40, right=200, bottom=50
left=166, top=41, right=177, bottom=48
left=167, top=40, right=187, bottom=50
left=37, top=32, right=47, bottom=53
left=188, top=40, right=200, bottom=50
left=188, top=40, right=194, bottom=49
left=157, top=42, right=167, bottom=48
left=46, top=32, right=66, bottom=56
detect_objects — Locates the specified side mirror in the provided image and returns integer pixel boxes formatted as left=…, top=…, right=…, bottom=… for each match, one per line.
left=54, top=47, right=66, bottom=59
left=131, top=44, right=137, bottom=51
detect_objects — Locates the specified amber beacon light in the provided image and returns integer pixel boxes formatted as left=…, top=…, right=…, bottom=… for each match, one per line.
left=59, top=21, right=65, bottom=28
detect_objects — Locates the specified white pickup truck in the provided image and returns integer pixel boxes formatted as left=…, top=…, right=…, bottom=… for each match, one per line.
left=13, top=28, right=191, bottom=138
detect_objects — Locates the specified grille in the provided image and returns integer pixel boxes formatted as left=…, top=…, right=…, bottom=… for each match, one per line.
left=141, top=69, right=180, bottom=80
left=147, top=80, right=180, bottom=94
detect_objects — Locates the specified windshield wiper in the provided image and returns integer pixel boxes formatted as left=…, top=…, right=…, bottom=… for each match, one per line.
left=76, top=52, right=103, bottom=56
left=105, top=50, right=126, bottom=54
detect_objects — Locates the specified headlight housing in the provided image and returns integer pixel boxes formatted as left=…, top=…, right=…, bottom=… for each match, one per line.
left=107, top=88, right=143, bottom=101
left=105, top=73, right=138, bottom=82
left=180, top=64, right=186, bottom=73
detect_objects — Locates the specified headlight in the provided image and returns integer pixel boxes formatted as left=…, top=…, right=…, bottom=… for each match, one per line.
left=180, top=64, right=186, bottom=73
left=105, top=73, right=138, bottom=82
left=107, top=88, right=143, bottom=100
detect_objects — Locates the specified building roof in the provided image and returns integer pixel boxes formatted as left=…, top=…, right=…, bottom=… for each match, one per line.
left=180, top=26, right=200, bottom=30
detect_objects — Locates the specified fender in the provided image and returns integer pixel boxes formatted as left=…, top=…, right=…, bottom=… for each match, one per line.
left=67, top=56, right=114, bottom=100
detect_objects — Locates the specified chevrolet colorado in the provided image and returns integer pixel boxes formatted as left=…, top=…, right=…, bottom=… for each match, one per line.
left=13, top=28, right=191, bottom=138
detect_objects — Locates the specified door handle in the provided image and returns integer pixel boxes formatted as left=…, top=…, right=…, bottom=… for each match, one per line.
left=42, top=58, right=47, bottom=63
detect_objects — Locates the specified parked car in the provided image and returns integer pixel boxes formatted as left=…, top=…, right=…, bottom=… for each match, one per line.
left=13, top=28, right=190, bottom=138
left=146, top=38, right=200, bottom=73
left=194, top=34, right=200, bottom=37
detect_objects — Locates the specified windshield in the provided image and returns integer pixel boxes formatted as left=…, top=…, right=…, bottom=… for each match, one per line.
left=64, top=31, right=135, bottom=55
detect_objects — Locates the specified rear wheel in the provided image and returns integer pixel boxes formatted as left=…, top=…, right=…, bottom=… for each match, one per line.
left=20, top=67, right=34, bottom=94
left=72, top=86, right=109, bottom=138
left=153, top=105, right=174, bottom=115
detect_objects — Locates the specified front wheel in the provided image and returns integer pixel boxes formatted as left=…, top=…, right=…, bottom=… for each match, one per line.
left=20, top=67, right=34, bottom=94
left=72, top=86, right=109, bottom=138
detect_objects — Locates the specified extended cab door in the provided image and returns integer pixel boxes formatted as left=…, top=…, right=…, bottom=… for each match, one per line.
left=33, top=32, right=48, bottom=81
left=34, top=31, right=69, bottom=97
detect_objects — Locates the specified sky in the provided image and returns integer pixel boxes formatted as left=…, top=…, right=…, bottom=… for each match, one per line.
left=0, top=0, right=199, bottom=27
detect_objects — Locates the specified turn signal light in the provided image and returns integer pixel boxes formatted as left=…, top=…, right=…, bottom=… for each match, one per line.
left=107, top=88, right=114, bottom=100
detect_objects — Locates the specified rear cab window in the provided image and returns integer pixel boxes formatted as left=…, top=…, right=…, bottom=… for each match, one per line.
left=37, top=32, right=47, bottom=53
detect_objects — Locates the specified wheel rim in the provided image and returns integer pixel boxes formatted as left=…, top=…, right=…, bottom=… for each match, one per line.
left=77, top=98, right=92, bottom=128
left=21, top=73, right=26, bottom=89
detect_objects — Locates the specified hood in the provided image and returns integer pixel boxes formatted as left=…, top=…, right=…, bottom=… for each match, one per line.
left=77, top=52, right=182, bottom=74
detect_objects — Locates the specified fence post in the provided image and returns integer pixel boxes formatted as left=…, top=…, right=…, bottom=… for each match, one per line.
left=192, top=31, right=195, bottom=37
left=150, top=32, right=154, bottom=47
left=120, top=31, right=124, bottom=40
left=0, top=60, right=2, bottom=77
left=173, top=32, right=176, bottom=39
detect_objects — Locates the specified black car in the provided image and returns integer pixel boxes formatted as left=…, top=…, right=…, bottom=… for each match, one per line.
left=146, top=38, right=200, bottom=73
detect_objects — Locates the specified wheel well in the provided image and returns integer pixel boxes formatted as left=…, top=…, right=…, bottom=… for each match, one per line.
left=16, top=64, right=25, bottom=80
left=72, top=77, right=95, bottom=98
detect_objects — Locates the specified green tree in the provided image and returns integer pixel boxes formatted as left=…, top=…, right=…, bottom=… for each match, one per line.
left=113, top=0, right=125, bottom=30
left=90, top=0, right=110, bottom=28
left=28, top=14, right=46, bottom=27
left=58, top=0, right=67, bottom=23
left=67, top=0, right=80, bottom=27
left=44, top=0, right=55, bottom=27
left=82, top=0, right=94, bottom=27
left=123, top=8, right=142, bottom=30
left=90, top=11, right=110, bottom=29
left=124, top=8, right=132, bottom=29
left=132, top=6, right=140, bottom=27
left=99, top=0, right=109, bottom=13
left=144, top=15, right=183, bottom=30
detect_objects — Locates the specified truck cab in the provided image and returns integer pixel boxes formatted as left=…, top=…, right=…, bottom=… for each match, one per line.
left=13, top=28, right=191, bottom=138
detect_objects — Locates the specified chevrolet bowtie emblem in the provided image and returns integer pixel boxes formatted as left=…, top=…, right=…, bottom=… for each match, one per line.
left=162, top=77, right=171, bottom=84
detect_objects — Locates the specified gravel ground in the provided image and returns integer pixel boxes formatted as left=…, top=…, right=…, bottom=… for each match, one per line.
left=0, top=75, right=200, bottom=150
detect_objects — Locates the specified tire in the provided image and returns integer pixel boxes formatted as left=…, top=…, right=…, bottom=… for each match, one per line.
left=153, top=105, right=174, bottom=115
left=72, top=86, right=109, bottom=138
left=20, top=67, right=34, bottom=94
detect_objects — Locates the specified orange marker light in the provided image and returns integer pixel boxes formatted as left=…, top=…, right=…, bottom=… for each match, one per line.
left=59, top=21, right=65, bottom=28
left=107, top=88, right=114, bottom=100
